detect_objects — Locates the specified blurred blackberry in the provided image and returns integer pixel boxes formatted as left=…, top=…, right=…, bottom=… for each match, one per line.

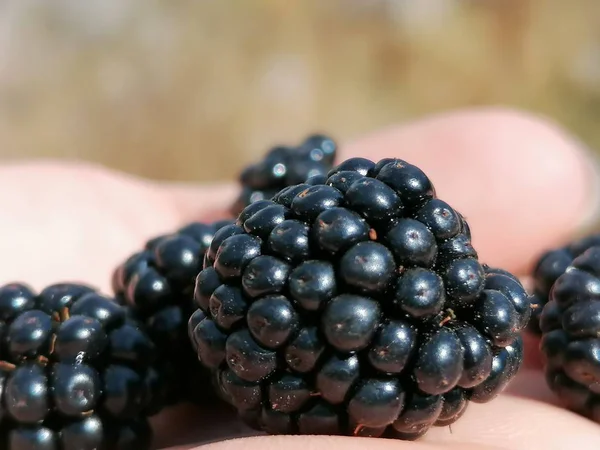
left=528, top=233, right=600, bottom=334
left=231, top=134, right=338, bottom=216
left=191, top=157, right=530, bottom=439
left=113, top=220, right=233, bottom=406
left=540, top=246, right=600, bottom=421
left=0, top=282, right=158, bottom=449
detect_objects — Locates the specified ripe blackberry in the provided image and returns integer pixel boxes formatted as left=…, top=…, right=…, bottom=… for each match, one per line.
left=231, top=134, right=338, bottom=216
left=0, top=282, right=158, bottom=450
left=112, top=219, right=233, bottom=405
left=539, top=246, right=600, bottom=420
left=191, top=158, right=530, bottom=439
left=528, top=233, right=600, bottom=334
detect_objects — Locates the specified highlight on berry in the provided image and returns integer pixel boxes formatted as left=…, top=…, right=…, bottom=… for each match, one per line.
left=190, top=156, right=532, bottom=440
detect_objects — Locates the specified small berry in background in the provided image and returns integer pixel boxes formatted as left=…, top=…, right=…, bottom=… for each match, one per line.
left=231, top=134, right=338, bottom=216
left=112, top=219, right=234, bottom=406
left=528, top=234, right=600, bottom=334
left=540, top=245, right=600, bottom=422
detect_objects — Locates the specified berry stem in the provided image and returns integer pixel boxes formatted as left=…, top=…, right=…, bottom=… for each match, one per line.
left=49, top=334, right=57, bottom=354
left=439, top=308, right=457, bottom=327
left=60, top=307, right=71, bottom=322
left=353, top=425, right=364, bottom=436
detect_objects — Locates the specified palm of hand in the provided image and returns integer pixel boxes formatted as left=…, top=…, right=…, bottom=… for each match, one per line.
left=3, top=109, right=600, bottom=450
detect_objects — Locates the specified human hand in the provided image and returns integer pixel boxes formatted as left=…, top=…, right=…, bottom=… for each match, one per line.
left=1, top=108, right=600, bottom=449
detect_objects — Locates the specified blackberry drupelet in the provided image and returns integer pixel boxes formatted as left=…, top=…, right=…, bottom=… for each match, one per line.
left=540, top=246, right=600, bottom=420
left=528, top=233, right=600, bottom=334
left=0, top=282, right=158, bottom=450
left=191, top=157, right=530, bottom=439
left=230, top=134, right=338, bottom=216
left=113, top=219, right=233, bottom=405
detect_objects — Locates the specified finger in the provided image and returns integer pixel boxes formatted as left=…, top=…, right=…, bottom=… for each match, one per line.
left=421, top=395, right=600, bottom=449
left=153, top=368, right=556, bottom=450
left=158, top=181, right=238, bottom=222
left=340, top=108, right=600, bottom=275
left=150, top=404, right=258, bottom=450
left=142, top=110, right=582, bottom=287
left=182, top=396, right=600, bottom=450
left=152, top=366, right=556, bottom=450
left=504, top=368, right=556, bottom=405
left=0, top=161, right=166, bottom=291
left=0, top=161, right=229, bottom=292
left=521, top=331, right=544, bottom=370
left=168, top=108, right=599, bottom=275
left=181, top=435, right=492, bottom=450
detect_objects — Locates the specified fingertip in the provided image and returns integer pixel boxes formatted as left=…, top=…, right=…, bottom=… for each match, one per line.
left=161, top=108, right=599, bottom=275
left=160, top=181, right=239, bottom=223
left=341, top=107, right=600, bottom=274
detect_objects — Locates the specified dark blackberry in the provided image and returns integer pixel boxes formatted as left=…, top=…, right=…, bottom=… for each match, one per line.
left=267, top=220, right=310, bottom=263
left=529, top=233, right=600, bottom=333
left=0, top=283, right=159, bottom=450
left=112, top=219, right=233, bottom=405
left=338, top=242, right=396, bottom=295
left=191, top=157, right=530, bottom=439
left=540, top=246, right=600, bottom=421
left=326, top=171, right=364, bottom=195
left=328, top=157, right=375, bottom=177
left=231, top=134, right=338, bottom=215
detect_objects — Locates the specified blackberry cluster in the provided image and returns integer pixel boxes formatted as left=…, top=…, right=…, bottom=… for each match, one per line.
left=529, top=234, right=600, bottom=333
left=112, top=219, right=233, bottom=405
left=0, top=282, right=160, bottom=449
left=231, top=134, right=338, bottom=216
left=540, top=246, right=600, bottom=420
left=190, top=157, right=530, bottom=439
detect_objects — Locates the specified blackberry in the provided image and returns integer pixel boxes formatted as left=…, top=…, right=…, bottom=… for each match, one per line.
left=540, top=246, right=600, bottom=420
left=529, top=233, right=600, bottom=333
left=191, top=158, right=530, bottom=439
left=112, top=219, right=233, bottom=405
left=231, top=134, right=338, bottom=216
left=0, top=282, right=158, bottom=449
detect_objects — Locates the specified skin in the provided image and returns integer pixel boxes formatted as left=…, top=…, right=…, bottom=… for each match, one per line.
left=2, top=107, right=600, bottom=449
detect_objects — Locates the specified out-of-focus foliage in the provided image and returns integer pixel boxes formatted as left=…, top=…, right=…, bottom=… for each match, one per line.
left=0, top=0, right=598, bottom=182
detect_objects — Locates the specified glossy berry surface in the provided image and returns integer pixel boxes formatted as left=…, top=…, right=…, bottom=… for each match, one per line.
left=0, top=283, right=157, bottom=450
left=231, top=134, right=338, bottom=215
left=192, top=157, right=530, bottom=440
left=113, top=219, right=233, bottom=405
left=528, top=233, right=600, bottom=333
left=540, top=246, right=600, bottom=422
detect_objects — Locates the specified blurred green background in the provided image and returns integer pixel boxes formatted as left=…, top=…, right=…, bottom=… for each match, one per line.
left=1, top=0, right=599, bottom=182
